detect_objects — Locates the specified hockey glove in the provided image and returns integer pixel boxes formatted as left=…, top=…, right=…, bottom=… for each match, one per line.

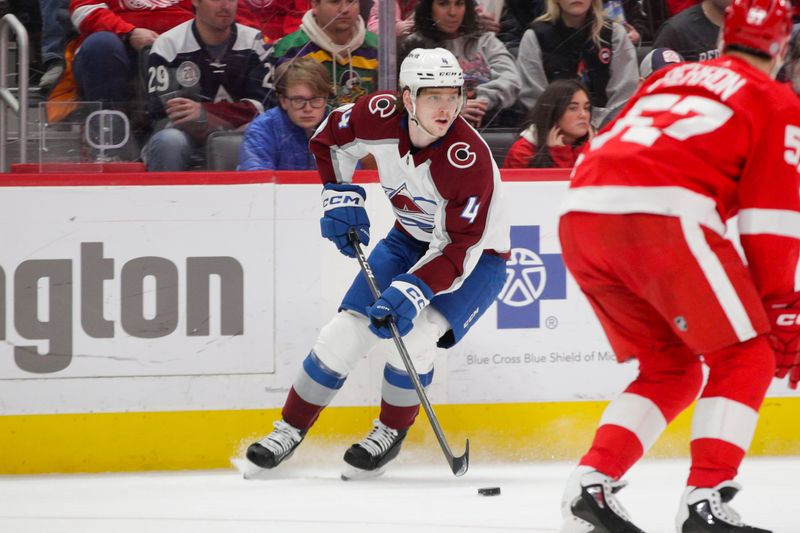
left=320, top=183, right=370, bottom=258
left=367, top=274, right=434, bottom=339
left=765, top=292, right=800, bottom=389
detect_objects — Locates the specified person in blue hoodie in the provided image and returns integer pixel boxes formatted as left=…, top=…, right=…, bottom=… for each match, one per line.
left=238, top=58, right=332, bottom=170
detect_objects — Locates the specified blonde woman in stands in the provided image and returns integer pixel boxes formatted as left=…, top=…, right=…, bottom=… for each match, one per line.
left=504, top=79, right=591, bottom=168
left=517, top=0, right=637, bottom=127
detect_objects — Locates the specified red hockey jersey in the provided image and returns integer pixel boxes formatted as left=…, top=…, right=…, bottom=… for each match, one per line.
left=70, top=0, right=195, bottom=38
left=562, top=55, right=800, bottom=301
left=310, top=92, right=510, bottom=295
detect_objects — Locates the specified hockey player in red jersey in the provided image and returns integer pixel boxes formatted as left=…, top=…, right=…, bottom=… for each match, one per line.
left=557, top=0, right=800, bottom=531
left=244, top=48, right=509, bottom=479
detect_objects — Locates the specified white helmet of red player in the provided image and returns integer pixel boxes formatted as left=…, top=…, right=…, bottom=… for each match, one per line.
left=399, top=48, right=465, bottom=136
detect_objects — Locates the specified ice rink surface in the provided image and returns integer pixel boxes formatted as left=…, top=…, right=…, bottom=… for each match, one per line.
left=1, top=455, right=798, bottom=533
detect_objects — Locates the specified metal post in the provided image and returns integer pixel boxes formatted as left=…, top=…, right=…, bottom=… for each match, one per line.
left=377, top=0, right=397, bottom=92
left=0, top=14, right=29, bottom=172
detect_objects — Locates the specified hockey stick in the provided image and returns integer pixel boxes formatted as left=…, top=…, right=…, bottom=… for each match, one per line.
left=348, top=229, right=469, bottom=477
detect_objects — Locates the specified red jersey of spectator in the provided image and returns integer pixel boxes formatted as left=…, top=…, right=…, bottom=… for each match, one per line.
left=236, top=0, right=308, bottom=42
left=70, top=0, right=195, bottom=40
left=665, top=0, right=700, bottom=16
left=504, top=129, right=585, bottom=168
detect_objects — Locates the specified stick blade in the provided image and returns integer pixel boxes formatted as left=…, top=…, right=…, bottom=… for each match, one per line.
left=449, top=438, right=469, bottom=477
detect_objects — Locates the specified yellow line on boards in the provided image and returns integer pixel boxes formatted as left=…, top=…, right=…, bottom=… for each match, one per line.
left=2, top=398, right=798, bottom=474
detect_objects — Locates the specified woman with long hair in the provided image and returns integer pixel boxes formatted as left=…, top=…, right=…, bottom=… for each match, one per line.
left=401, top=0, right=521, bottom=127
left=504, top=78, right=592, bottom=168
left=517, top=0, right=637, bottom=126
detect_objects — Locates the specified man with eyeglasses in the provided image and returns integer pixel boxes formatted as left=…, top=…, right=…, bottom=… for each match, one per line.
left=143, top=0, right=270, bottom=171
left=239, top=58, right=332, bottom=170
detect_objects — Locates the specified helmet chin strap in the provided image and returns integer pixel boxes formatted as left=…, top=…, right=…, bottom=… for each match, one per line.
left=408, top=96, right=444, bottom=141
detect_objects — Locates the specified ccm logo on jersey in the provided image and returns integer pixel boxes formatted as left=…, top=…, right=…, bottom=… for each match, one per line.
left=368, top=94, right=396, bottom=117
left=776, top=313, right=800, bottom=326
left=447, top=142, right=476, bottom=169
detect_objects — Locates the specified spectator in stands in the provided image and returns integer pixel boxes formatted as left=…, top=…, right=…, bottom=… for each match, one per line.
left=497, top=0, right=546, bottom=57
left=780, top=31, right=800, bottom=94
left=237, top=0, right=308, bottom=42
left=504, top=79, right=591, bottom=168
left=367, top=0, right=417, bottom=38
left=68, top=0, right=194, bottom=108
left=143, top=0, right=269, bottom=171
left=238, top=58, right=331, bottom=170
left=402, top=0, right=521, bottom=128
left=265, top=0, right=379, bottom=108
left=38, top=0, right=70, bottom=95
left=602, top=0, right=652, bottom=44
left=666, top=0, right=699, bottom=17
left=517, top=0, right=638, bottom=127
left=598, top=46, right=683, bottom=128
left=652, top=0, right=729, bottom=61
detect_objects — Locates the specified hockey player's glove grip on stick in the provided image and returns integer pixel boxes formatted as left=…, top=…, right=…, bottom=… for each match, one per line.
left=367, top=274, right=434, bottom=338
left=765, top=292, right=800, bottom=389
left=348, top=229, right=469, bottom=477
left=320, top=183, right=370, bottom=258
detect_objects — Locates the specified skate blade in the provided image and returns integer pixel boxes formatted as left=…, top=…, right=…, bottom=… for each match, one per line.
left=236, top=457, right=276, bottom=480
left=340, top=464, right=387, bottom=481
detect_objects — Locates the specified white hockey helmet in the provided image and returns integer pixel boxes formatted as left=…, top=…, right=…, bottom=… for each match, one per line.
left=399, top=47, right=464, bottom=100
left=399, top=48, right=464, bottom=137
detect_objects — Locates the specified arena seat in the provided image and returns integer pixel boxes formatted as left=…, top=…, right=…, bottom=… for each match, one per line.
left=480, top=128, right=519, bottom=167
left=206, top=131, right=244, bottom=171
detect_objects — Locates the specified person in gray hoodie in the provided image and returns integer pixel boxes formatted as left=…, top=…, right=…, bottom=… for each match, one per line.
left=401, top=0, right=521, bottom=128
left=517, top=0, right=638, bottom=127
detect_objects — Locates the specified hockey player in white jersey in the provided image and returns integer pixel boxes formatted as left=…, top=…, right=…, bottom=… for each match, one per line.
left=245, top=48, right=510, bottom=479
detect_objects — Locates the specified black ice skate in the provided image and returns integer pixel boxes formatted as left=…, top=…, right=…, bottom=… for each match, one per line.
left=560, top=466, right=647, bottom=533
left=245, top=419, right=306, bottom=472
left=341, top=419, right=408, bottom=480
left=677, top=481, right=771, bottom=533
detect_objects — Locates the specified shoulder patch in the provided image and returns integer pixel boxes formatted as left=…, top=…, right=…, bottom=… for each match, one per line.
left=367, top=94, right=397, bottom=118
left=175, top=61, right=200, bottom=87
left=447, top=142, right=477, bottom=169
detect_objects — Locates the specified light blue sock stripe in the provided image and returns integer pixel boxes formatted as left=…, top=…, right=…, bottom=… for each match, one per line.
left=383, top=363, right=434, bottom=389
left=303, top=351, right=346, bottom=390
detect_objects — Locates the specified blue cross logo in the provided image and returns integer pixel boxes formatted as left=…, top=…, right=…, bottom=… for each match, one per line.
left=496, top=225, right=566, bottom=329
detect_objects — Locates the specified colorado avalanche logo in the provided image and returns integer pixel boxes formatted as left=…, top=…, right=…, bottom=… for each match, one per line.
left=121, top=0, right=182, bottom=9
left=447, top=142, right=476, bottom=169
left=385, top=183, right=436, bottom=233
left=368, top=94, right=396, bottom=118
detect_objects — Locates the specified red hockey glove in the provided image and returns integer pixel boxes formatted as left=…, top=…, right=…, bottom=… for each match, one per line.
left=765, top=293, right=800, bottom=389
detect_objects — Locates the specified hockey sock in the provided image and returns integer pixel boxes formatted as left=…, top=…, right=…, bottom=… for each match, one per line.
left=688, top=335, right=774, bottom=487
left=378, top=363, right=434, bottom=430
left=281, top=351, right=347, bottom=431
left=581, top=343, right=703, bottom=479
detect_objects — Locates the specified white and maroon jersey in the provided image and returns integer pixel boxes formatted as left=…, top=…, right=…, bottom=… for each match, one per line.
left=310, top=91, right=510, bottom=295
left=562, top=55, right=800, bottom=301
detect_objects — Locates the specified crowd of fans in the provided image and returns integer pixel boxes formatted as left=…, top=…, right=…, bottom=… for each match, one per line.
left=6, top=0, right=800, bottom=171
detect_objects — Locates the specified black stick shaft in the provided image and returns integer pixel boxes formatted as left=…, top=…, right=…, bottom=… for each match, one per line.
left=348, top=229, right=469, bottom=476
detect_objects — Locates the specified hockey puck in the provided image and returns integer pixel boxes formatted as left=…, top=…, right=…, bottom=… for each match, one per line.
left=478, top=486, right=501, bottom=496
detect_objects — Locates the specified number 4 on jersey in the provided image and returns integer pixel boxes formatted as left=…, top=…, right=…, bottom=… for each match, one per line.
left=461, top=196, right=480, bottom=224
